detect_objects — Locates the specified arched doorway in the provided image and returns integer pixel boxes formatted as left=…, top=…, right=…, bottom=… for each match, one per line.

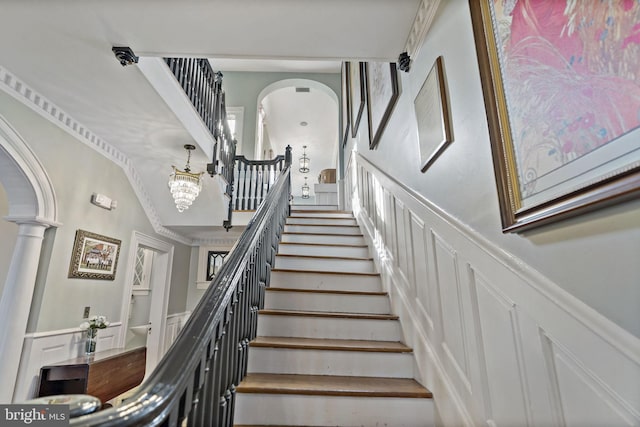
left=255, top=79, right=339, bottom=203
left=0, top=114, right=59, bottom=402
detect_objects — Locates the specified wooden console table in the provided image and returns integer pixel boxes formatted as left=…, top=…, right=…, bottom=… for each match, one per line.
left=38, top=347, right=146, bottom=403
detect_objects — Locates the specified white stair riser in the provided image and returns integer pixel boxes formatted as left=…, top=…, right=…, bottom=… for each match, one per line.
left=277, top=243, right=370, bottom=258
left=248, top=347, right=414, bottom=377
left=290, top=212, right=353, bottom=219
left=284, top=224, right=362, bottom=235
left=257, top=315, right=402, bottom=341
left=290, top=205, right=338, bottom=211
left=234, top=394, right=434, bottom=426
left=287, top=217, right=357, bottom=226
left=275, top=256, right=375, bottom=274
left=281, top=233, right=366, bottom=246
left=265, top=291, right=390, bottom=314
left=270, top=271, right=382, bottom=292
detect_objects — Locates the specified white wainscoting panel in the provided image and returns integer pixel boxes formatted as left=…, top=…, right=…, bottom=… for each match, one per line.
left=384, top=189, right=397, bottom=259
left=14, top=323, right=123, bottom=402
left=164, top=311, right=191, bottom=353
left=394, top=200, right=410, bottom=281
left=432, top=232, right=473, bottom=402
left=347, top=153, right=640, bottom=427
left=474, top=274, right=530, bottom=426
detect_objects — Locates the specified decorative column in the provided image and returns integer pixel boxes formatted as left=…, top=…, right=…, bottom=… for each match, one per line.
left=0, top=220, right=48, bottom=403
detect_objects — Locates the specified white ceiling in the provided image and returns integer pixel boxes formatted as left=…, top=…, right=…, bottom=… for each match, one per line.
left=0, top=0, right=421, bottom=243
left=212, top=59, right=341, bottom=74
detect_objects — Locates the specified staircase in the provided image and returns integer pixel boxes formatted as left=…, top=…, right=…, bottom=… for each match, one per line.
left=234, top=205, right=434, bottom=427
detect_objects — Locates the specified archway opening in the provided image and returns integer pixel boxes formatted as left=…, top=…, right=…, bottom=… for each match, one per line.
left=256, top=79, right=339, bottom=203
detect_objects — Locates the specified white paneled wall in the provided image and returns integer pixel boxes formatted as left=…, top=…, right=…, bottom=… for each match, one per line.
left=13, top=310, right=191, bottom=403
left=164, top=311, right=190, bottom=352
left=347, top=153, right=640, bottom=427
left=13, top=324, right=123, bottom=402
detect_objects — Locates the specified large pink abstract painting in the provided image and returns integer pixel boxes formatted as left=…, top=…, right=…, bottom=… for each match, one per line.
left=494, top=0, right=640, bottom=205
left=471, top=0, right=640, bottom=231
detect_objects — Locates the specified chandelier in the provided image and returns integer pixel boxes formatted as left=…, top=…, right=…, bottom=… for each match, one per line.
left=168, top=144, right=204, bottom=212
left=299, top=145, right=310, bottom=173
left=301, top=177, right=310, bottom=199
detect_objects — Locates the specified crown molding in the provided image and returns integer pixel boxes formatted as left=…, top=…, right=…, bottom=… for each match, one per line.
left=404, top=0, right=441, bottom=60
left=0, top=66, right=192, bottom=245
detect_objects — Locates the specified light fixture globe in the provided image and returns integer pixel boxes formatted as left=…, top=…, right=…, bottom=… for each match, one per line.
left=299, top=145, right=310, bottom=173
left=301, top=177, right=310, bottom=199
left=168, top=144, right=204, bottom=212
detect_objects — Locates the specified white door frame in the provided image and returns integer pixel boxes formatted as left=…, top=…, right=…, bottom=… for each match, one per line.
left=119, top=231, right=174, bottom=375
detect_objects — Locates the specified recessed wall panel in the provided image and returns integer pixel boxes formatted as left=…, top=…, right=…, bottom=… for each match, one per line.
left=475, top=275, right=530, bottom=426
left=433, top=233, right=470, bottom=390
left=411, top=213, right=427, bottom=302
left=542, top=335, right=637, bottom=427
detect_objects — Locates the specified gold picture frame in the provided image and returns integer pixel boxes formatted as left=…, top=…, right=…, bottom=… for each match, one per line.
left=68, top=229, right=121, bottom=280
left=470, top=0, right=640, bottom=232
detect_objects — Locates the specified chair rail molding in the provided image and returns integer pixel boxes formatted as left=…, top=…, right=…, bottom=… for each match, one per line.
left=13, top=323, right=123, bottom=402
left=348, top=152, right=640, bottom=427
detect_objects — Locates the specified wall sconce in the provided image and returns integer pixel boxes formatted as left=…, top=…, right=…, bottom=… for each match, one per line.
left=299, top=145, right=310, bottom=173
left=91, top=193, right=117, bottom=210
left=168, top=144, right=204, bottom=212
left=301, top=177, right=310, bottom=199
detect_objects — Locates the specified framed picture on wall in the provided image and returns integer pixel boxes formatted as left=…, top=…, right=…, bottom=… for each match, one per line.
left=470, top=0, right=640, bottom=232
left=68, top=229, right=121, bottom=280
left=349, top=61, right=366, bottom=137
left=414, top=56, right=452, bottom=172
left=341, top=62, right=351, bottom=147
left=366, top=62, right=400, bottom=149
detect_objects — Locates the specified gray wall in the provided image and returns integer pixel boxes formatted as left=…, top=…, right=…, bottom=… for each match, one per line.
left=222, top=71, right=341, bottom=157
left=345, top=0, right=640, bottom=337
left=0, top=183, right=18, bottom=299
left=0, top=90, right=191, bottom=332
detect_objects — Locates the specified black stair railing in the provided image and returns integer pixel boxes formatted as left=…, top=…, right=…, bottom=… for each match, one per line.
left=70, top=167, right=292, bottom=427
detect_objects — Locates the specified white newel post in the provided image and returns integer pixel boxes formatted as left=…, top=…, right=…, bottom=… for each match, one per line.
left=0, top=220, right=48, bottom=403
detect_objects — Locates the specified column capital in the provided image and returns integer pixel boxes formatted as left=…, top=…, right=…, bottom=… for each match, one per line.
left=3, top=215, right=62, bottom=229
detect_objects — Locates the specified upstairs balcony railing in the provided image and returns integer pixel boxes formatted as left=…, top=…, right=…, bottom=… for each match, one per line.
left=71, top=166, right=292, bottom=427
left=163, top=57, right=237, bottom=217
left=163, top=57, right=291, bottom=230
left=232, top=147, right=292, bottom=211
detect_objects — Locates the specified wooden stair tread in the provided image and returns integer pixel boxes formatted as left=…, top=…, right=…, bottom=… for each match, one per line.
left=290, top=210, right=351, bottom=214
left=276, top=253, right=373, bottom=261
left=287, top=215, right=354, bottom=219
left=271, top=268, right=379, bottom=277
left=250, top=336, right=412, bottom=353
left=266, top=287, right=386, bottom=296
left=259, top=309, right=398, bottom=320
left=286, top=223, right=360, bottom=228
left=236, top=373, right=432, bottom=398
left=282, top=231, right=364, bottom=238
left=279, top=241, right=368, bottom=248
